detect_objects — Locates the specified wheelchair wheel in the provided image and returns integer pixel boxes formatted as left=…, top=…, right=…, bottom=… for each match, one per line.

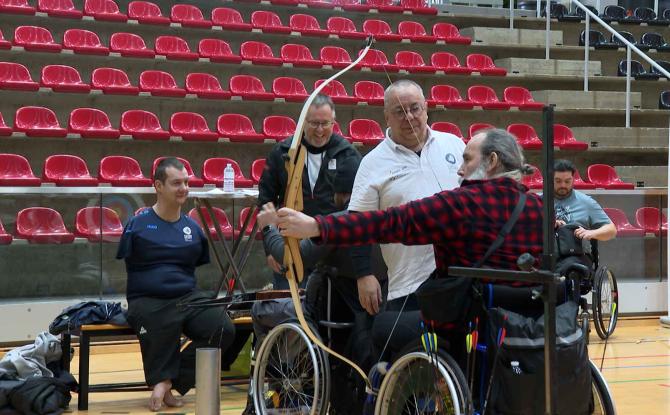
left=592, top=265, right=619, bottom=340
left=590, top=360, right=616, bottom=415
left=252, top=322, right=330, bottom=415
left=375, top=347, right=471, bottom=415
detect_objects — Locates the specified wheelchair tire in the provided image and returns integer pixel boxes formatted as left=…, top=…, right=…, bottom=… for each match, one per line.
left=252, top=322, right=330, bottom=415
left=592, top=265, right=619, bottom=340
left=375, top=340, right=471, bottom=415
left=590, top=360, right=616, bottom=415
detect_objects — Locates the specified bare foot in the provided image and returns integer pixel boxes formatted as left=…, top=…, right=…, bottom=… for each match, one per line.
left=149, top=380, right=172, bottom=412
left=163, top=389, right=184, bottom=408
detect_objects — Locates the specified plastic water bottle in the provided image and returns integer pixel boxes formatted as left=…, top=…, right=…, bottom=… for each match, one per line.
left=511, top=361, right=523, bottom=375
left=223, top=163, right=235, bottom=193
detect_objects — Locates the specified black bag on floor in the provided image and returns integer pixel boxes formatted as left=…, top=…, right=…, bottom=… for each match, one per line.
left=486, top=301, right=592, bottom=415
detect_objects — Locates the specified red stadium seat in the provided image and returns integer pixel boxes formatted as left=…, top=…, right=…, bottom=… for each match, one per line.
left=170, top=4, right=211, bottom=28
left=250, top=158, right=265, bottom=184
left=240, top=41, right=283, bottom=66
left=272, top=77, right=309, bottom=102
left=229, top=75, right=274, bottom=101
left=109, top=32, right=155, bottom=58
left=188, top=207, right=234, bottom=240
left=466, top=54, right=507, bottom=76
left=314, top=79, right=358, bottom=104
left=120, top=110, right=170, bottom=140
left=430, top=52, right=472, bottom=75
left=349, top=119, right=384, bottom=145
left=211, top=7, right=252, bottom=31
left=506, top=123, right=543, bottom=150
left=128, top=1, right=169, bottom=25
left=217, top=113, right=265, bottom=143
left=0, top=153, right=40, bottom=185
left=357, top=49, right=399, bottom=72
left=238, top=207, right=261, bottom=239
left=468, top=123, right=494, bottom=140
left=522, top=165, right=544, bottom=189
left=302, top=0, right=335, bottom=9
left=38, top=0, right=82, bottom=18
left=75, top=207, right=123, bottom=242
left=13, top=26, right=62, bottom=52
left=91, top=67, right=139, bottom=95
left=0, top=113, right=11, bottom=135
left=635, top=207, right=668, bottom=236
left=430, top=122, right=465, bottom=141
left=0, top=62, right=39, bottom=91
left=587, top=164, right=635, bottom=190
left=320, top=46, right=353, bottom=69
left=553, top=124, right=588, bottom=151
left=602, top=208, right=645, bottom=237
left=427, top=85, right=473, bottom=109
left=326, top=16, right=366, bottom=39
left=0, top=30, right=11, bottom=49
left=467, top=85, right=511, bottom=110
left=397, top=21, right=437, bottom=43
left=14, top=106, right=67, bottom=137
left=432, top=23, right=471, bottom=45
left=155, top=35, right=198, bottom=61
left=400, top=0, right=438, bottom=14
left=504, top=86, right=544, bottom=110
left=271, top=0, right=299, bottom=5
left=281, top=44, right=322, bottom=68
left=139, top=70, right=186, bottom=97
left=63, top=29, right=109, bottom=55
left=170, top=112, right=218, bottom=142
left=43, top=154, right=98, bottom=186
left=290, top=14, right=329, bottom=37
left=395, top=51, right=435, bottom=73
left=367, top=0, right=403, bottom=13
left=0, top=219, right=12, bottom=244
left=354, top=80, right=385, bottom=105
left=263, top=115, right=296, bottom=141
left=203, top=158, right=254, bottom=188
left=572, top=169, right=596, bottom=190
left=151, top=156, right=204, bottom=187
left=0, top=0, right=35, bottom=15
left=68, top=108, right=119, bottom=139
left=99, top=155, right=152, bottom=186
left=333, top=121, right=350, bottom=142
left=84, top=0, right=127, bottom=21
left=362, top=20, right=402, bottom=42
left=198, top=39, right=242, bottom=64
left=185, top=73, right=230, bottom=99
left=251, top=10, right=291, bottom=34
left=16, top=207, right=75, bottom=244
left=333, top=0, right=371, bottom=12
left=40, top=65, right=90, bottom=93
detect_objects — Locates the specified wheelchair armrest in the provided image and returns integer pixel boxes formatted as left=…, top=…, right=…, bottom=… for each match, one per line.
left=564, top=262, right=590, bottom=278
left=318, top=320, right=355, bottom=329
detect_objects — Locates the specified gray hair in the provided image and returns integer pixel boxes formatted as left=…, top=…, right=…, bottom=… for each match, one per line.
left=384, top=79, right=425, bottom=107
left=478, top=129, right=533, bottom=178
left=310, top=94, right=336, bottom=118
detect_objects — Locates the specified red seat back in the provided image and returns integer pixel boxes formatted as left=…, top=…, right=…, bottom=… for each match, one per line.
left=0, top=0, right=35, bottom=14
left=237, top=207, right=258, bottom=234
left=99, top=155, right=147, bottom=180
left=251, top=10, right=285, bottom=29
left=151, top=156, right=201, bottom=186
left=69, top=108, right=116, bottom=134
left=170, top=112, right=215, bottom=135
left=251, top=158, right=266, bottom=184
left=272, top=77, right=308, bottom=97
left=363, top=19, right=395, bottom=36
left=280, top=43, right=317, bottom=62
left=522, top=165, right=544, bottom=189
left=398, top=21, right=428, bottom=37
left=431, top=52, right=463, bottom=69
left=16, top=207, right=72, bottom=241
left=468, top=85, right=501, bottom=104
left=38, top=0, right=81, bottom=16
left=43, top=154, right=93, bottom=180
left=431, top=122, right=463, bottom=139
left=110, top=32, right=151, bottom=53
left=240, top=41, right=277, bottom=60
left=217, top=113, right=260, bottom=136
left=84, top=0, right=125, bottom=18
left=0, top=153, right=39, bottom=184
left=635, top=207, right=668, bottom=232
left=507, top=123, right=537, bottom=141
left=469, top=122, right=494, bottom=138
left=263, top=115, right=296, bottom=139
left=202, top=157, right=248, bottom=184
left=360, top=49, right=391, bottom=66
left=155, top=35, right=193, bottom=55
left=0, top=62, right=36, bottom=85
left=14, top=25, right=59, bottom=48
left=433, top=22, right=461, bottom=39
left=314, top=79, right=350, bottom=98
left=120, top=110, right=166, bottom=135
left=290, top=13, right=322, bottom=30
left=327, top=16, right=359, bottom=34
left=128, top=1, right=168, bottom=22
left=354, top=80, right=384, bottom=100
left=63, top=29, right=106, bottom=51
left=171, top=4, right=209, bottom=25
left=430, top=85, right=464, bottom=102
left=75, top=206, right=123, bottom=241
left=395, top=51, right=427, bottom=67
left=41, top=65, right=85, bottom=87
left=15, top=106, right=64, bottom=133
left=212, top=7, right=246, bottom=25
left=587, top=164, right=627, bottom=186
left=320, top=46, right=352, bottom=65
left=349, top=119, right=384, bottom=143
left=92, top=67, right=134, bottom=89
left=188, top=207, right=233, bottom=236
left=198, top=38, right=239, bottom=60
left=185, top=73, right=225, bottom=94
left=467, top=53, right=496, bottom=70
left=140, top=70, right=181, bottom=91
left=503, top=86, right=534, bottom=105
left=229, top=75, right=269, bottom=95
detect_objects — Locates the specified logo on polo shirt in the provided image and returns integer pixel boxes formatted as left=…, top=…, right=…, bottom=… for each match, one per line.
left=445, top=153, right=457, bottom=164
left=183, top=226, right=193, bottom=241
left=146, top=224, right=158, bottom=230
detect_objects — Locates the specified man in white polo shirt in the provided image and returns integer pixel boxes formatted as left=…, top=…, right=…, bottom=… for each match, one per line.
left=348, top=79, right=464, bottom=358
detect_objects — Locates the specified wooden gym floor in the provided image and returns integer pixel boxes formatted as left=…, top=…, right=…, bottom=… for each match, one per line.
left=8, top=317, right=669, bottom=414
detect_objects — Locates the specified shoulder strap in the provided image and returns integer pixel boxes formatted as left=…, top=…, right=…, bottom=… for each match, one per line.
left=473, top=192, right=527, bottom=268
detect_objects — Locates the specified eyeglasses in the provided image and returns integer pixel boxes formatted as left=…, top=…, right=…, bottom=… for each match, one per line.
left=306, top=120, right=334, bottom=129
left=389, top=103, right=425, bottom=120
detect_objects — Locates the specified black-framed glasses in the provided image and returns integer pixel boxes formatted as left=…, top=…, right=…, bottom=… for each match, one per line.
left=306, top=120, right=334, bottom=129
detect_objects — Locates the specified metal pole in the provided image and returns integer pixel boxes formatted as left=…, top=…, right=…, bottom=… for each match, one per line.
left=596, top=0, right=601, bottom=14
left=655, top=0, right=659, bottom=17
left=626, top=45, right=631, bottom=128
left=545, top=1, right=550, bottom=60
left=509, top=0, right=514, bottom=30
left=536, top=0, right=541, bottom=18
left=662, top=116, right=670, bottom=327
left=196, top=348, right=221, bottom=415
left=584, top=13, right=590, bottom=92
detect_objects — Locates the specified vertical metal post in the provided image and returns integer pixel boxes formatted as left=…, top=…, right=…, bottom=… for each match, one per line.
left=196, top=348, right=221, bottom=415
left=536, top=0, right=541, bottom=18
left=509, top=0, right=514, bottom=30
left=584, top=13, right=590, bottom=92
left=663, top=117, right=670, bottom=327
left=545, top=1, right=550, bottom=60
left=655, top=0, right=659, bottom=16
left=596, top=0, right=601, bottom=14
left=626, top=45, right=631, bottom=128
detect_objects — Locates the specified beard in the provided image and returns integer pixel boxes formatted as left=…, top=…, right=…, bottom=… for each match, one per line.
left=459, top=162, right=488, bottom=185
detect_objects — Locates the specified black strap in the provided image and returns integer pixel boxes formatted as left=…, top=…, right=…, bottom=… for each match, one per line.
left=473, top=192, right=527, bottom=268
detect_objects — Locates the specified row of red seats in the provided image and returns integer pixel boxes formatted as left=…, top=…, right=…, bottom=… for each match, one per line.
left=0, top=204, right=260, bottom=245
left=522, top=164, right=635, bottom=190
left=0, top=153, right=265, bottom=187
left=0, top=0, right=439, bottom=21
left=432, top=122, right=587, bottom=150
left=605, top=207, right=668, bottom=237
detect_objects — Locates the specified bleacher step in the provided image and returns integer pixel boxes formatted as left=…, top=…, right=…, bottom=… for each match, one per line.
left=495, top=58, right=601, bottom=77
left=460, top=27, right=563, bottom=46
left=615, top=166, right=667, bottom=188
left=571, top=127, right=669, bottom=150
left=531, top=90, right=641, bottom=110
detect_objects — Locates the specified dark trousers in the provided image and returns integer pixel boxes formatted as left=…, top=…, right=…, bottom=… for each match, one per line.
left=126, top=290, right=235, bottom=395
left=372, top=294, right=423, bottom=361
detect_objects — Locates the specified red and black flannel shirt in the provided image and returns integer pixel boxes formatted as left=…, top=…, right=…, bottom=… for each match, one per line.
left=315, top=177, right=544, bottom=285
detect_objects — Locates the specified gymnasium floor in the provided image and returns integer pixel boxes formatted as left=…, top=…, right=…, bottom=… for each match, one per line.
left=54, top=317, right=670, bottom=414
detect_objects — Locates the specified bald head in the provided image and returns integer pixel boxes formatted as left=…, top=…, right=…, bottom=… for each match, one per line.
left=383, top=80, right=429, bottom=151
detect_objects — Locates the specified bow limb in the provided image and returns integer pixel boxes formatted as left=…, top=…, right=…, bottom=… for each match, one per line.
left=282, top=37, right=375, bottom=390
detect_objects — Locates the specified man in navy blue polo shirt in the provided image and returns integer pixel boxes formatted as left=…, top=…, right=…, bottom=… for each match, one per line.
left=117, top=158, right=235, bottom=411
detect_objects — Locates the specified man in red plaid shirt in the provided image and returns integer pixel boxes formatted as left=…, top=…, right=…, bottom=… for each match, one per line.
left=267, top=128, right=544, bottom=282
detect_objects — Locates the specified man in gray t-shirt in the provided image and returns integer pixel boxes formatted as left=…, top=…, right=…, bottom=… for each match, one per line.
left=554, top=159, right=617, bottom=244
